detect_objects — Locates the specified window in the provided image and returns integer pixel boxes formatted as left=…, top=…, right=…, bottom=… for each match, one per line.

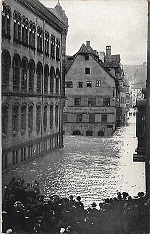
left=21, top=105, right=26, bottom=134
left=2, top=50, right=11, bottom=90
left=44, top=64, right=49, bottom=94
left=65, top=81, right=73, bottom=88
left=37, top=26, right=43, bottom=53
left=88, top=98, right=96, bottom=106
left=50, top=105, right=53, bottom=129
left=50, top=67, right=55, bottom=94
left=28, top=105, right=33, bottom=133
left=89, top=113, right=95, bottom=123
left=43, top=106, right=47, bottom=131
left=56, top=69, right=60, bottom=94
left=85, top=54, right=89, bottom=60
left=22, top=16, right=28, bottom=46
left=36, top=105, right=41, bottom=134
left=28, top=60, right=35, bottom=92
left=56, top=39, right=60, bottom=61
left=21, top=57, right=28, bottom=92
left=45, top=31, right=49, bottom=56
left=29, top=21, right=36, bottom=50
left=2, top=4, right=11, bottom=39
left=12, top=150, right=18, bottom=165
left=101, top=114, right=107, bottom=123
left=55, top=105, right=59, bottom=127
left=85, top=68, right=90, bottom=74
left=76, top=114, right=82, bottom=123
left=96, top=80, right=101, bottom=87
left=37, top=62, right=43, bottom=94
left=12, top=54, right=21, bottom=92
left=2, top=105, right=8, bottom=135
left=63, top=114, right=67, bottom=122
left=103, top=98, right=110, bottom=106
left=78, top=82, right=83, bottom=88
left=51, top=35, right=55, bottom=59
left=74, top=98, right=81, bottom=106
left=12, top=105, right=19, bottom=135
left=87, top=81, right=92, bottom=87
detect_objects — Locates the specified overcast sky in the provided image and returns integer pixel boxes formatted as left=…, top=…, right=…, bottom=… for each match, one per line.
left=40, top=0, right=148, bottom=65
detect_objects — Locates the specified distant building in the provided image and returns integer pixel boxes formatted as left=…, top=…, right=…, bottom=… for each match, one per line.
left=123, top=64, right=147, bottom=107
left=2, top=0, right=68, bottom=170
left=63, top=41, right=119, bottom=137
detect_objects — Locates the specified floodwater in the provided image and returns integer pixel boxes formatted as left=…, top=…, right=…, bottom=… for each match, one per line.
left=3, top=115, right=145, bottom=207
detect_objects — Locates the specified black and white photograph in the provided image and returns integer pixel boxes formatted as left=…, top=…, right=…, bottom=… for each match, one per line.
left=1, top=0, right=150, bottom=233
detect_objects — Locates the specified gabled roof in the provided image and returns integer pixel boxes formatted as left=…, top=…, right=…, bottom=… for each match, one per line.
left=65, top=42, right=118, bottom=83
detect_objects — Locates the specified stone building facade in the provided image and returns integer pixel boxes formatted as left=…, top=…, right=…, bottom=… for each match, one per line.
left=2, top=0, right=68, bottom=170
left=63, top=41, right=118, bottom=137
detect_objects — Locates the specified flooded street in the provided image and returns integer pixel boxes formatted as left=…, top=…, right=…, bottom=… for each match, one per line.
left=3, top=116, right=145, bottom=207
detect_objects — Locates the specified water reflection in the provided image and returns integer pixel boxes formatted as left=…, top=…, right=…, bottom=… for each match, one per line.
left=3, top=120, right=145, bottom=207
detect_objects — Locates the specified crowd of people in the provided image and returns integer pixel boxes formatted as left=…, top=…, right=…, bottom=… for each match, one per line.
left=2, top=177, right=149, bottom=234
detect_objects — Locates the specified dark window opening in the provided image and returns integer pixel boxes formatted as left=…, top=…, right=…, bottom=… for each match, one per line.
left=76, top=113, right=82, bottom=123
left=78, top=82, right=83, bottom=88
left=73, top=130, right=81, bottom=135
left=87, top=81, right=92, bottom=87
left=74, top=98, right=81, bottom=106
left=50, top=105, right=53, bottom=129
left=101, top=114, right=107, bottom=123
left=89, top=113, right=95, bottom=123
left=21, top=106, right=26, bottom=134
left=43, top=106, right=47, bottom=131
left=65, top=81, right=73, bottom=88
left=85, top=54, right=89, bottom=60
left=103, top=98, right=110, bottom=106
left=85, top=68, right=90, bottom=74
left=36, top=105, right=41, bottom=134
left=56, top=39, right=60, bottom=61
left=86, top=130, right=93, bottom=136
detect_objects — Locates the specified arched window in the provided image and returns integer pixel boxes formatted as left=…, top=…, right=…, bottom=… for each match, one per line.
left=2, top=4, right=11, bottom=39
left=50, top=67, right=55, bottom=94
left=56, top=68, right=60, bottom=94
left=43, top=105, right=47, bottom=131
left=28, top=59, right=35, bottom=92
left=44, top=64, right=49, bottom=94
left=12, top=104, right=19, bottom=135
left=50, top=35, right=55, bottom=59
left=45, top=31, right=49, bottom=56
left=12, top=54, right=21, bottom=92
left=22, top=16, right=28, bottom=46
left=36, top=105, right=41, bottom=134
left=37, top=26, right=43, bottom=53
left=2, top=104, right=8, bottom=136
left=29, top=21, right=36, bottom=50
left=36, top=62, right=43, bottom=94
left=55, top=104, right=59, bottom=127
left=2, top=50, right=11, bottom=90
left=21, top=105, right=27, bottom=134
left=28, top=105, right=33, bottom=133
left=56, top=38, right=60, bottom=61
left=21, top=57, right=28, bottom=92
left=13, top=11, right=21, bottom=42
left=50, top=104, right=53, bottom=129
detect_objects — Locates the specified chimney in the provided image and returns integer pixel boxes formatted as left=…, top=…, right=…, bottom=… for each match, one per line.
left=86, top=41, right=90, bottom=49
left=106, top=46, right=111, bottom=56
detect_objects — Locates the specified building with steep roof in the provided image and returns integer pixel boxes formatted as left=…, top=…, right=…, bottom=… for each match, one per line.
left=63, top=41, right=119, bottom=137
left=2, top=0, right=68, bottom=170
